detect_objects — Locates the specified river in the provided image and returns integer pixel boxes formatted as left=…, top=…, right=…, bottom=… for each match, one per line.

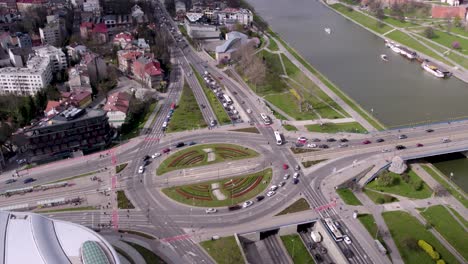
left=426, top=154, right=468, bottom=193
left=248, top=0, right=468, bottom=128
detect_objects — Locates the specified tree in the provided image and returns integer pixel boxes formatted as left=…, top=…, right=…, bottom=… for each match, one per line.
left=376, top=172, right=397, bottom=187
left=433, top=184, right=448, bottom=197
left=453, top=16, right=462, bottom=28
left=165, top=0, right=175, bottom=16
left=424, top=27, right=435, bottom=39
left=227, top=0, right=241, bottom=8
left=402, top=238, right=418, bottom=251
left=412, top=179, right=423, bottom=191
left=375, top=8, right=385, bottom=20
left=390, top=3, right=405, bottom=22
left=445, top=15, right=452, bottom=33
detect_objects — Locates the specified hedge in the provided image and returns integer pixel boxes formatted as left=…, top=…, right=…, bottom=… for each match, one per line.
left=418, top=240, right=440, bottom=260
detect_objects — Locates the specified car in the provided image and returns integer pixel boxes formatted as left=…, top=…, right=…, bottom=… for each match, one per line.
left=362, top=140, right=372, bottom=144
left=152, top=153, right=161, bottom=159
left=311, top=138, right=321, bottom=142
left=210, top=119, right=217, bottom=127
left=343, top=249, right=355, bottom=258
left=175, top=142, right=185, bottom=148
left=242, top=201, right=253, bottom=208
left=246, top=109, right=252, bottom=114
left=376, top=138, right=385, bottom=143
left=283, top=174, right=290, bottom=180
left=381, top=148, right=390, bottom=152
left=339, top=138, right=349, bottom=142
left=266, top=191, right=276, bottom=197
left=283, top=164, right=289, bottom=170
left=143, top=155, right=151, bottom=161
left=228, top=205, right=241, bottom=211
left=162, top=148, right=170, bottom=153
left=307, top=143, right=317, bottom=148
left=23, top=178, right=35, bottom=184
left=16, top=159, right=26, bottom=165
left=395, top=145, right=406, bottom=150
left=344, top=236, right=352, bottom=245
left=297, top=136, right=307, bottom=143
left=201, top=104, right=206, bottom=109
left=256, top=196, right=265, bottom=202
left=426, top=129, right=434, bottom=133
left=138, top=166, right=145, bottom=174
left=416, top=143, right=424, bottom=147
left=295, top=165, right=300, bottom=171
left=293, top=172, right=300, bottom=179
left=279, top=181, right=286, bottom=187
left=5, top=179, right=16, bottom=184
left=205, top=208, right=217, bottom=214
left=398, top=134, right=407, bottom=139
left=326, top=138, right=336, bottom=142
left=442, top=138, right=451, bottom=143
left=188, top=141, right=196, bottom=146
left=339, top=143, right=348, bottom=148
left=318, top=144, right=329, bottom=149
left=314, top=254, right=323, bottom=263
left=270, top=185, right=278, bottom=191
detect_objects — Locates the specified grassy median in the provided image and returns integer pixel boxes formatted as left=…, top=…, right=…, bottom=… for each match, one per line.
left=201, top=236, right=245, bottom=264
left=336, top=188, right=362, bottom=205
left=306, top=122, right=367, bottom=133
left=281, top=234, right=315, bottom=264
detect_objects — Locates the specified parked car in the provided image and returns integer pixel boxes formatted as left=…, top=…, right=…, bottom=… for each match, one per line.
left=270, top=185, right=278, bottom=191
left=376, top=138, right=385, bottom=143
left=138, top=166, right=145, bottom=174
left=318, top=144, right=329, bottom=149
left=314, top=254, right=323, bottom=263
left=307, top=143, right=317, bottom=148
left=339, top=138, right=348, bottom=142
left=395, top=145, right=406, bottom=150
left=256, top=196, right=265, bottom=202
left=442, top=138, right=451, bottom=143
left=398, top=134, right=407, bottom=139
left=426, top=129, right=434, bottom=133
left=339, top=143, right=348, bottom=148
left=293, top=178, right=299, bottom=184
left=295, top=165, right=301, bottom=171
left=283, top=164, right=289, bottom=170
left=311, top=138, right=321, bottom=142
left=5, top=179, right=16, bottom=184
left=162, top=148, right=171, bottom=153
left=143, top=155, right=151, bottom=161
left=266, top=191, right=276, bottom=197
left=175, top=142, right=185, bottom=148
left=326, top=138, right=336, bottom=142
left=242, top=201, right=254, bottom=208
left=416, top=143, right=424, bottom=147
left=381, top=148, right=390, bottom=152
left=283, top=174, right=290, bottom=180
left=362, top=140, right=371, bottom=144
left=297, top=136, right=307, bottom=143
left=152, top=153, right=161, bottom=159
left=205, top=208, right=217, bottom=214
left=228, top=205, right=241, bottom=211
left=23, top=178, right=35, bottom=184
left=279, top=181, right=286, bottom=187
left=188, top=141, right=197, bottom=146
left=293, top=172, right=300, bottom=179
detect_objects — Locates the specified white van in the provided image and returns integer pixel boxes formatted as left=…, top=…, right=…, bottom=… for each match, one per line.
left=162, top=121, right=168, bottom=128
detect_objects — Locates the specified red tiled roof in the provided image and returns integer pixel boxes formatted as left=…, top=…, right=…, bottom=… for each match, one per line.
left=80, top=22, right=94, bottom=29
left=431, top=6, right=467, bottom=19
left=144, top=61, right=163, bottom=76
left=120, top=50, right=143, bottom=60
left=114, top=32, right=133, bottom=42
left=103, top=92, right=131, bottom=113
left=45, top=100, right=61, bottom=115
left=92, top=23, right=108, bottom=33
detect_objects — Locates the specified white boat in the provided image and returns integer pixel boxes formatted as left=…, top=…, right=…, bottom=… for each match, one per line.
left=324, top=28, right=331, bottom=34
left=390, top=44, right=401, bottom=54
left=380, top=54, right=388, bottom=61
left=422, top=63, right=445, bottom=78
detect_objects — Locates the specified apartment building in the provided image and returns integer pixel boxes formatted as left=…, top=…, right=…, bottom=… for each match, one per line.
left=33, top=45, right=67, bottom=72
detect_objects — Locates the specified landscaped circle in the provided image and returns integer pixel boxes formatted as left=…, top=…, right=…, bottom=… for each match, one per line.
left=162, top=169, right=272, bottom=207
left=156, top=143, right=259, bottom=175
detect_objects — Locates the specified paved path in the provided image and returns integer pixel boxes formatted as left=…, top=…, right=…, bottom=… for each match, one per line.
left=269, top=34, right=380, bottom=132
left=106, top=237, right=146, bottom=264
left=284, top=117, right=356, bottom=127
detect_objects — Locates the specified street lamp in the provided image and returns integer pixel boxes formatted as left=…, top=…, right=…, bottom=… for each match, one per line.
left=291, top=238, right=295, bottom=260
left=450, top=172, right=454, bottom=182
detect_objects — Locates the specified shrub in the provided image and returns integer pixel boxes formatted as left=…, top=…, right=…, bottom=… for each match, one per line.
left=424, top=27, right=435, bottom=39
left=401, top=173, right=410, bottom=183
left=412, top=179, right=423, bottom=191
left=452, top=41, right=460, bottom=49
left=402, top=238, right=419, bottom=251
left=376, top=197, right=385, bottom=204
left=436, top=260, right=446, bottom=264
left=418, top=240, right=440, bottom=260
left=377, top=172, right=397, bottom=187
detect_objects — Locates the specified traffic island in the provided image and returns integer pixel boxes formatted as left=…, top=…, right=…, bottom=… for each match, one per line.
left=161, top=168, right=272, bottom=207
left=156, top=143, right=259, bottom=175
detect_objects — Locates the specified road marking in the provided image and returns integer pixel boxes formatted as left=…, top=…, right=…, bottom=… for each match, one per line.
left=160, top=234, right=191, bottom=243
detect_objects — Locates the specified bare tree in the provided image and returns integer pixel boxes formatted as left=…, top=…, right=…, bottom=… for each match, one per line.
left=237, top=44, right=266, bottom=89
left=433, top=184, right=449, bottom=197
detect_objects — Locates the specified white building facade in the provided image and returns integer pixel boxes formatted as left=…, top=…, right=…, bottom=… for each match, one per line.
left=33, top=45, right=68, bottom=72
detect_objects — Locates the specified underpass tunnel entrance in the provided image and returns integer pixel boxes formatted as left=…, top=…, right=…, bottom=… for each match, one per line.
left=297, top=222, right=315, bottom=233
left=259, top=229, right=279, bottom=240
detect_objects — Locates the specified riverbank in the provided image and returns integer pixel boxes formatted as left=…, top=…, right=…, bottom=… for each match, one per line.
left=327, top=2, right=468, bottom=84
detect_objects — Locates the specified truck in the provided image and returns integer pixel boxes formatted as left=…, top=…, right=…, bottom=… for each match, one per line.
left=311, top=231, right=322, bottom=243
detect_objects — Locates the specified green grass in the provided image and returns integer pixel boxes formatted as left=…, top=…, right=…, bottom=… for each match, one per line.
left=118, top=229, right=156, bottom=240
left=367, top=170, right=432, bottom=199
left=162, top=169, right=272, bottom=207
left=331, top=4, right=392, bottom=34
left=37, top=206, right=96, bottom=213
left=191, top=65, right=231, bottom=124
left=447, top=207, right=468, bottom=228
left=268, top=30, right=385, bottom=130
left=336, top=188, right=362, bottom=205
left=421, top=165, right=467, bottom=207
left=47, top=171, right=98, bottom=184
left=421, top=205, right=468, bottom=260
left=268, top=38, right=279, bottom=51
left=411, top=34, right=456, bottom=67
left=357, top=214, right=379, bottom=239
left=382, top=16, right=412, bottom=28
left=302, top=159, right=327, bottom=168
left=248, top=50, right=285, bottom=95
left=383, top=211, right=458, bottom=264
left=364, top=188, right=398, bottom=204
left=167, top=80, right=207, bottom=132
left=117, top=190, right=135, bottom=209
left=178, top=25, right=195, bottom=47
left=116, top=163, right=128, bottom=173
left=276, top=198, right=310, bottom=216
left=229, top=127, right=260, bottom=133
left=280, top=234, right=315, bottom=264
left=386, top=30, right=449, bottom=63
left=123, top=241, right=166, bottom=264
left=114, top=246, right=136, bottom=264
left=121, top=102, right=157, bottom=140
left=306, top=122, right=367, bottom=133
left=429, top=30, right=468, bottom=55
left=290, top=148, right=319, bottom=154
left=280, top=54, right=348, bottom=119
left=283, top=124, right=298, bottom=131
left=265, top=92, right=317, bottom=120
left=156, top=143, right=258, bottom=175
left=200, top=236, right=245, bottom=264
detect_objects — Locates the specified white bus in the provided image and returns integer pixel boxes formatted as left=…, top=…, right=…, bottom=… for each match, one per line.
left=223, top=94, right=233, bottom=105
left=260, top=113, right=271, bottom=125
left=274, top=131, right=283, bottom=145
left=324, top=218, right=344, bottom=241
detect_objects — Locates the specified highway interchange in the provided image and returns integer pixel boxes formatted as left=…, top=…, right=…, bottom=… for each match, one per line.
left=2, top=1, right=468, bottom=264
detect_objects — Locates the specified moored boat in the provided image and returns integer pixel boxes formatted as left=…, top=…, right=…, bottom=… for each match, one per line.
left=380, top=54, right=388, bottom=61
left=421, top=61, right=445, bottom=78
left=324, top=28, right=331, bottom=34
